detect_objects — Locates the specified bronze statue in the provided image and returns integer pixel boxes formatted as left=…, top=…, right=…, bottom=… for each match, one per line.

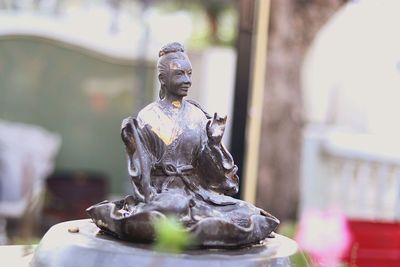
left=87, top=42, right=279, bottom=247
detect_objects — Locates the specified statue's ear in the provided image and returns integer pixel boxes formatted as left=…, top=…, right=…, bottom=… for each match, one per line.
left=158, top=73, right=166, bottom=87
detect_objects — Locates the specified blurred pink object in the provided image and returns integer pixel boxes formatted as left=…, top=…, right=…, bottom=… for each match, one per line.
left=295, top=208, right=351, bottom=266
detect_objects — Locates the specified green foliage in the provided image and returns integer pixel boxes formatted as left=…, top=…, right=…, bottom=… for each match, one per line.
left=153, top=215, right=195, bottom=253
left=153, top=0, right=238, bottom=48
left=11, top=237, right=40, bottom=246
left=277, top=221, right=298, bottom=238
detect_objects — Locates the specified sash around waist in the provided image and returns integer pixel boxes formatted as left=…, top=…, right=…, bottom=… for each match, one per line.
left=152, top=163, right=194, bottom=177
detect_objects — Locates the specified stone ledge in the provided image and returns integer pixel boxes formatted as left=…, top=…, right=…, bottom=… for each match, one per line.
left=32, top=219, right=297, bottom=267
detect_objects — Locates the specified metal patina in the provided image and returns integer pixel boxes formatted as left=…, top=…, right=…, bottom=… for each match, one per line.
left=86, top=42, right=280, bottom=247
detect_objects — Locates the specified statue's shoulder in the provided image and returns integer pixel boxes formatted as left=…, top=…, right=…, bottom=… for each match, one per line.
left=137, top=101, right=164, bottom=128
left=186, top=99, right=212, bottom=119
left=137, top=101, right=159, bottom=117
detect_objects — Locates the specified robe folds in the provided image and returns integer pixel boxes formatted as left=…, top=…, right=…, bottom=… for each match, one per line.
left=87, top=100, right=279, bottom=247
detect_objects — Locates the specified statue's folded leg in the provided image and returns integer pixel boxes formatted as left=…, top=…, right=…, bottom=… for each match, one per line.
left=185, top=196, right=279, bottom=247
left=86, top=198, right=163, bottom=242
left=140, top=191, right=191, bottom=217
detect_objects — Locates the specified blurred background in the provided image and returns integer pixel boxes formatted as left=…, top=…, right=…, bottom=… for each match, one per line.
left=1, top=0, right=400, bottom=265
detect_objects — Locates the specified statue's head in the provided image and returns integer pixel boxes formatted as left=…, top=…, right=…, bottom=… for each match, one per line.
left=157, top=42, right=192, bottom=99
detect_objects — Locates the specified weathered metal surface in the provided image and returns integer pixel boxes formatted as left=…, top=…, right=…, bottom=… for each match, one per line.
left=87, top=42, right=279, bottom=247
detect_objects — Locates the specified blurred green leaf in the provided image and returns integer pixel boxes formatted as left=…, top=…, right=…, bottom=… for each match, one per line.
left=153, top=215, right=195, bottom=253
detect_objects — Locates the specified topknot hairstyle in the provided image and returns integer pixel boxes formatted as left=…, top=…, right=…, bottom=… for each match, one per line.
left=158, top=42, right=185, bottom=57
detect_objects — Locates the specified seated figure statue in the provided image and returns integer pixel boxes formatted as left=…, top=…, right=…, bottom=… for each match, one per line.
left=87, top=42, right=279, bottom=247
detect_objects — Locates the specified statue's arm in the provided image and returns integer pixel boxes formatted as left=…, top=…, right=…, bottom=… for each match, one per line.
left=121, top=117, right=140, bottom=178
left=198, top=113, right=239, bottom=196
left=121, top=117, right=154, bottom=202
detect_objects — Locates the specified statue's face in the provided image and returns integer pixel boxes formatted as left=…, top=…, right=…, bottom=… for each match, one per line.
left=166, top=57, right=192, bottom=98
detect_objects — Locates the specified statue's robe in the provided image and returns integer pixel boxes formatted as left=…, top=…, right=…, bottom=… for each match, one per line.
left=87, top=100, right=279, bottom=247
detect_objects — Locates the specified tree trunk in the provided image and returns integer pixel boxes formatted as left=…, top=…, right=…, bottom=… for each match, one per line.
left=256, top=0, right=347, bottom=221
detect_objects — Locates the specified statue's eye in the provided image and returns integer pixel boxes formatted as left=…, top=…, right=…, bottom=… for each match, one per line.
left=187, top=70, right=192, bottom=75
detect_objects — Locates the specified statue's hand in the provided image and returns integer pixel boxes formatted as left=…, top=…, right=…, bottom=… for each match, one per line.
left=206, top=113, right=227, bottom=145
left=121, top=117, right=136, bottom=155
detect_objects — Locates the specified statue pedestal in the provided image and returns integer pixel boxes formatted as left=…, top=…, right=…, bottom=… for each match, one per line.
left=32, top=219, right=298, bottom=267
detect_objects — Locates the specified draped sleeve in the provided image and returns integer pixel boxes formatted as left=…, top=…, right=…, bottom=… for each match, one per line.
left=121, top=118, right=164, bottom=175
left=120, top=108, right=166, bottom=201
left=187, top=101, right=239, bottom=196
left=198, top=140, right=239, bottom=196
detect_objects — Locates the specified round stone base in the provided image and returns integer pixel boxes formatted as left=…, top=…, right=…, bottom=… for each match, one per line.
left=32, top=219, right=297, bottom=267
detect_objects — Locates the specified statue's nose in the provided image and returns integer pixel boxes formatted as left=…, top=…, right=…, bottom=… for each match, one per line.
left=184, top=75, right=191, bottom=86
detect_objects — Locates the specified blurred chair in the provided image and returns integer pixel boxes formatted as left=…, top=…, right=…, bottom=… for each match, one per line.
left=300, top=125, right=400, bottom=265
left=0, top=119, right=61, bottom=244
